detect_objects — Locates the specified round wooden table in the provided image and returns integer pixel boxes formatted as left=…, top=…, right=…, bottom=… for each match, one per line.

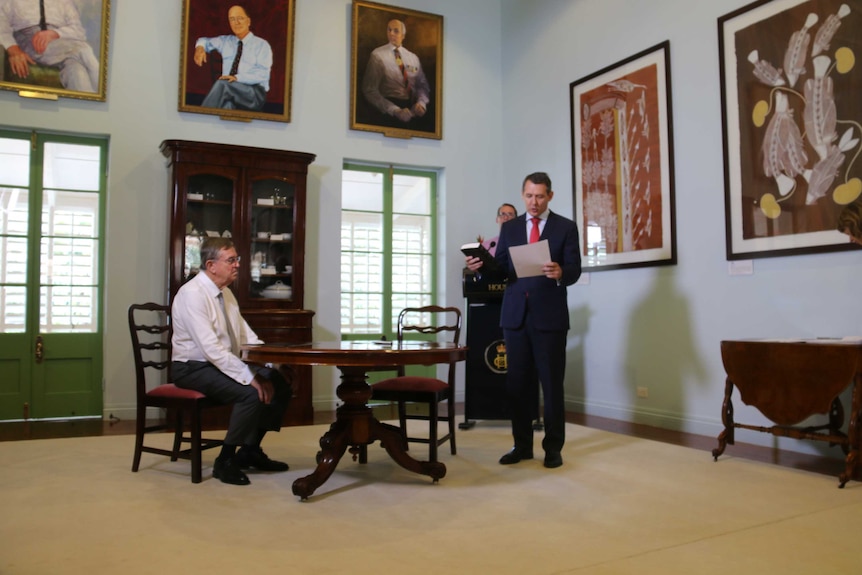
left=244, top=341, right=468, bottom=499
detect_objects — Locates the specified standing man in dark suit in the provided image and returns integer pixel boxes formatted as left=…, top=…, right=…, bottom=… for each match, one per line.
left=465, top=172, right=581, bottom=468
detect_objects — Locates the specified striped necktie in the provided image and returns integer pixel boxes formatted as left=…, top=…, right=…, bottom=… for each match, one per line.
left=394, top=49, right=411, bottom=98
left=218, top=293, right=240, bottom=356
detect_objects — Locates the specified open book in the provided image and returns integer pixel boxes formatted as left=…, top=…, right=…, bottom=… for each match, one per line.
left=461, top=242, right=500, bottom=272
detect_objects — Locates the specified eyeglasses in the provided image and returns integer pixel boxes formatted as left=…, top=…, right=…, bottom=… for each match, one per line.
left=497, top=212, right=516, bottom=219
left=228, top=17, right=248, bottom=23
left=220, top=256, right=241, bottom=265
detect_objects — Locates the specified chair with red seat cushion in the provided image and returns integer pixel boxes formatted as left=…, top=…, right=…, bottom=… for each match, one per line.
left=129, top=303, right=224, bottom=483
left=365, top=306, right=462, bottom=463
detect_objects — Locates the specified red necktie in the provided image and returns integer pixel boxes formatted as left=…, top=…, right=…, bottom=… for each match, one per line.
left=530, top=217, right=540, bottom=243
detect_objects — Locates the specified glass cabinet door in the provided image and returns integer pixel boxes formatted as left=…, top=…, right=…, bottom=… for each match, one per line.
left=249, top=178, right=295, bottom=301
left=182, top=173, right=234, bottom=282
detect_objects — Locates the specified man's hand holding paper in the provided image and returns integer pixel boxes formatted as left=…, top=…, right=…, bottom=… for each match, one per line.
left=508, top=239, right=561, bottom=280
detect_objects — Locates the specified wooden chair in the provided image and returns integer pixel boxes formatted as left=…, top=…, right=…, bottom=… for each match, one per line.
left=129, top=303, right=223, bottom=483
left=365, top=306, right=462, bottom=463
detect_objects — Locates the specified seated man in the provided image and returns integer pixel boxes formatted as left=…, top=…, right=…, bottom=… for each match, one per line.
left=0, top=0, right=100, bottom=92
left=171, top=237, right=290, bottom=486
left=193, top=5, right=271, bottom=111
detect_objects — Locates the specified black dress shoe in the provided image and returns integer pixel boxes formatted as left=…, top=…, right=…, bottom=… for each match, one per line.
left=213, top=457, right=250, bottom=485
left=236, top=447, right=289, bottom=472
left=543, top=452, right=563, bottom=469
left=499, top=447, right=534, bottom=465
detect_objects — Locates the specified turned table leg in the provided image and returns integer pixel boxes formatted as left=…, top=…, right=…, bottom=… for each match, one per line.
left=291, top=365, right=446, bottom=500
left=839, top=374, right=862, bottom=488
left=713, top=378, right=735, bottom=460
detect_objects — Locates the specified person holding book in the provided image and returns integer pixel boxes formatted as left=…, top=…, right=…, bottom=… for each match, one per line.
left=482, top=203, right=518, bottom=256
left=465, top=172, right=581, bottom=469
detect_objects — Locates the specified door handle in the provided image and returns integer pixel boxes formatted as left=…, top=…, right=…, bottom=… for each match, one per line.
left=35, top=335, right=44, bottom=363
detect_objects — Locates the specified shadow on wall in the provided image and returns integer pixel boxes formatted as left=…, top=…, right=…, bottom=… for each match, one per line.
left=624, top=269, right=708, bottom=424
left=565, top=304, right=592, bottom=400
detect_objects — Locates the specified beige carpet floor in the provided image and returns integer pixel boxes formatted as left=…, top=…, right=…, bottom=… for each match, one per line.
left=2, top=421, right=861, bottom=574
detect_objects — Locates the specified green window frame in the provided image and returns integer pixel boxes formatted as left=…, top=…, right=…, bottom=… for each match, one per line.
left=341, top=162, right=438, bottom=341
left=0, top=129, right=108, bottom=335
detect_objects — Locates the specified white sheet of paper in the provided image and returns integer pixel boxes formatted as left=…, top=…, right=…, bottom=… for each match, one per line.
left=509, top=239, right=550, bottom=278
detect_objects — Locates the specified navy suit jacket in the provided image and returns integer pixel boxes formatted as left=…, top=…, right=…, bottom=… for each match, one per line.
left=493, top=211, right=581, bottom=331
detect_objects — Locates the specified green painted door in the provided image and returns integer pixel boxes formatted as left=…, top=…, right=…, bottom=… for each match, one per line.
left=0, top=132, right=107, bottom=420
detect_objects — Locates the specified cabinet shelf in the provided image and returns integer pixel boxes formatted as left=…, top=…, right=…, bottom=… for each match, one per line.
left=188, top=199, right=232, bottom=205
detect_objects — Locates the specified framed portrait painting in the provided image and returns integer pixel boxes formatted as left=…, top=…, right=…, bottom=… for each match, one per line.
left=350, top=0, right=443, bottom=140
left=719, top=0, right=862, bottom=260
left=0, top=0, right=110, bottom=102
left=570, top=41, right=677, bottom=271
left=178, top=0, right=295, bottom=123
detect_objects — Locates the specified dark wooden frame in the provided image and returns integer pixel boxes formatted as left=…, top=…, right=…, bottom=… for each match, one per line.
left=0, top=0, right=110, bottom=101
left=350, top=0, right=443, bottom=140
left=178, top=0, right=295, bottom=123
left=719, top=0, right=862, bottom=260
left=570, top=41, right=676, bottom=271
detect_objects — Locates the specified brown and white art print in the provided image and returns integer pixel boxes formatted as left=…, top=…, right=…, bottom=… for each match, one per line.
left=720, top=0, right=862, bottom=259
left=570, top=41, right=676, bottom=271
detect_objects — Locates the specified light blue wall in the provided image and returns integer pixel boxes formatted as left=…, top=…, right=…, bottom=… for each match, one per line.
left=501, top=0, right=862, bottom=455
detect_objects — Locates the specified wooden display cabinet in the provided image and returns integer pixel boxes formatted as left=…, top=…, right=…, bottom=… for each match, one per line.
left=160, top=140, right=316, bottom=426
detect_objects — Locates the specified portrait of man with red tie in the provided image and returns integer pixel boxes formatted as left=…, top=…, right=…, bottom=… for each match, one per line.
left=350, top=1, right=442, bottom=140
left=465, top=172, right=582, bottom=469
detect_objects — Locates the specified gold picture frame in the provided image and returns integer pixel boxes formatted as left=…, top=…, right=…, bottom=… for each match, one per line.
left=0, top=0, right=110, bottom=102
left=178, top=0, right=295, bottom=123
left=350, top=0, right=443, bottom=140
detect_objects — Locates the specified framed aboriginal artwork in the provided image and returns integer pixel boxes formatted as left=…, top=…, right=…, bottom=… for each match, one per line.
left=0, top=0, right=110, bottom=102
left=178, top=0, right=295, bottom=123
left=570, top=41, right=677, bottom=271
left=719, top=0, right=862, bottom=260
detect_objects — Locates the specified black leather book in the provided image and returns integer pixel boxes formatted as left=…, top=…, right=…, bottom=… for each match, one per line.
left=461, top=242, right=500, bottom=272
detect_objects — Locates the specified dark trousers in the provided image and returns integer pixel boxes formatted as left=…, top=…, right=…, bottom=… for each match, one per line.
left=171, top=361, right=290, bottom=446
left=358, top=99, right=436, bottom=133
left=504, top=320, right=567, bottom=454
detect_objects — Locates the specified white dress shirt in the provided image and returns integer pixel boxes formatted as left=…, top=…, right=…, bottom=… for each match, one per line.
left=361, top=42, right=431, bottom=115
left=195, top=31, right=272, bottom=91
left=171, top=272, right=262, bottom=385
left=0, top=0, right=89, bottom=47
